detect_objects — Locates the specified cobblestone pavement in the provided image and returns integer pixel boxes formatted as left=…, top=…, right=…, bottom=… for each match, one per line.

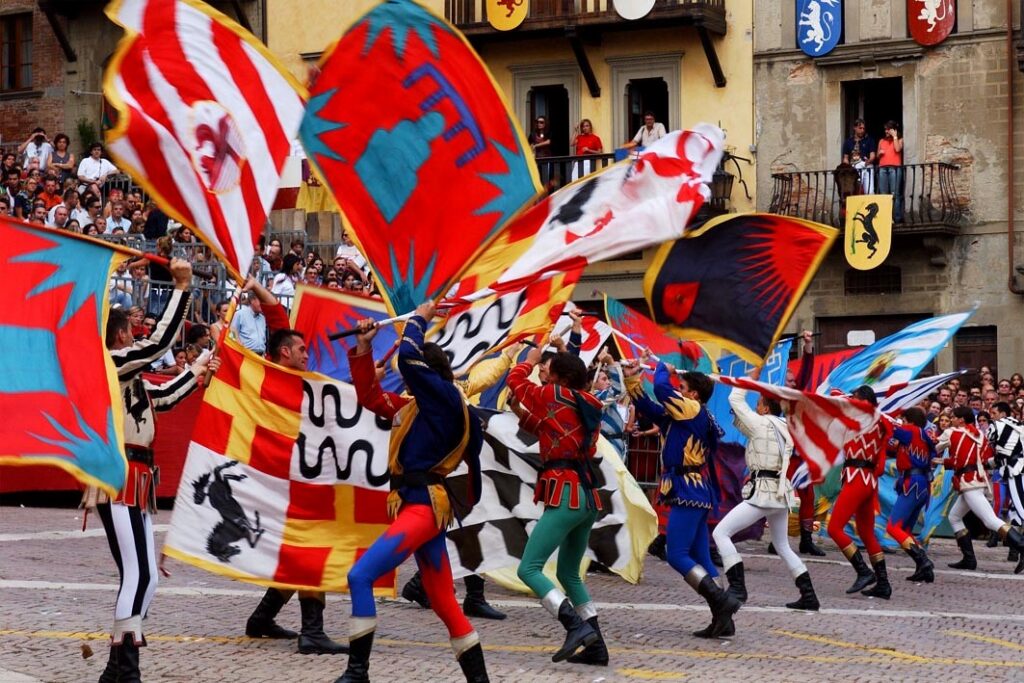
left=2, top=506, right=1023, bottom=683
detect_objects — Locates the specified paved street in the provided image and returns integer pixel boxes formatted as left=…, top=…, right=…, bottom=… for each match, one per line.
left=1, top=505, right=1023, bottom=683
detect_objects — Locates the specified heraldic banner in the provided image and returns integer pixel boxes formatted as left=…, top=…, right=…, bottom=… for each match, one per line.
left=163, top=336, right=396, bottom=594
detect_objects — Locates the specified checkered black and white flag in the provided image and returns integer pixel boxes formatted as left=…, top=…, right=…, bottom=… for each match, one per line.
left=446, top=409, right=657, bottom=584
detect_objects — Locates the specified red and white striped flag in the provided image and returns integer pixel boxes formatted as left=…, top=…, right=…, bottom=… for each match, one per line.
left=104, top=0, right=305, bottom=280
left=712, top=374, right=879, bottom=482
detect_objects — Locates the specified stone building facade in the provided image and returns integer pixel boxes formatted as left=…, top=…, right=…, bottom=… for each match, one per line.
left=755, top=1, right=1024, bottom=376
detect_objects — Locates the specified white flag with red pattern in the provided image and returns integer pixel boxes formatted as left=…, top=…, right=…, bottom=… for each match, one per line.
left=103, top=0, right=305, bottom=281
left=712, top=374, right=879, bottom=483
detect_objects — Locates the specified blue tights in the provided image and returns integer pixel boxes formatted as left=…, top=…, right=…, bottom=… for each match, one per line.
left=665, top=505, right=717, bottom=578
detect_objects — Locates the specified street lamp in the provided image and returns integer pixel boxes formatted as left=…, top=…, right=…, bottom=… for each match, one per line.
left=709, top=152, right=753, bottom=212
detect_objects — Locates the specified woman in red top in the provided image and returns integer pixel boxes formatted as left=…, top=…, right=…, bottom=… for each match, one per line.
left=876, top=120, right=904, bottom=222
left=573, top=119, right=603, bottom=156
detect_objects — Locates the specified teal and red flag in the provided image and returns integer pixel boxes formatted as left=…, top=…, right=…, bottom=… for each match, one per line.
left=301, top=0, right=540, bottom=315
left=0, top=219, right=131, bottom=495
left=644, top=213, right=837, bottom=364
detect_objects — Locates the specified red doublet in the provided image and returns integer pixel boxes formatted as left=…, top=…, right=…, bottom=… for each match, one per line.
left=943, top=426, right=994, bottom=491
left=841, top=420, right=892, bottom=488
left=507, top=362, right=603, bottom=510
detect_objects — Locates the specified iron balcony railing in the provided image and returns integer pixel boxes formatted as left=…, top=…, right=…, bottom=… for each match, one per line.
left=535, top=152, right=616, bottom=191
left=768, top=162, right=964, bottom=234
left=446, top=0, right=725, bottom=29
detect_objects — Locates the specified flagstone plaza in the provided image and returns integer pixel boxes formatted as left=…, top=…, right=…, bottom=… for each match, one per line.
left=2, top=505, right=1023, bottom=683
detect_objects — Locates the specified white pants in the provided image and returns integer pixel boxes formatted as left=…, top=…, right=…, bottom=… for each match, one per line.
left=949, top=488, right=1005, bottom=533
left=712, top=501, right=807, bottom=578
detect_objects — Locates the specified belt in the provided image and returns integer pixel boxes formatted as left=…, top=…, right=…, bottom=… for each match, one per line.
left=126, top=447, right=154, bottom=467
left=390, top=471, right=445, bottom=489
left=750, top=470, right=780, bottom=480
left=542, top=458, right=586, bottom=472
left=845, top=458, right=874, bottom=470
left=903, top=467, right=931, bottom=477
left=668, top=465, right=703, bottom=476
left=954, top=466, right=974, bottom=477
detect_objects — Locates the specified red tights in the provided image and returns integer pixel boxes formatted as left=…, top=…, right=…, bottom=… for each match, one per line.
left=827, top=478, right=882, bottom=557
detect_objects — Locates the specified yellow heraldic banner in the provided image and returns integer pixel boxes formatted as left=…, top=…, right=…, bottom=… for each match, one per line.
left=487, top=0, right=529, bottom=31
left=163, top=336, right=397, bottom=594
left=845, top=194, right=893, bottom=271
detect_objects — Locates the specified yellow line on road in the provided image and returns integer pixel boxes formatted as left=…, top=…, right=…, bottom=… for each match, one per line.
left=616, top=669, right=687, bottom=680
left=3, top=628, right=1023, bottom=669
left=945, top=630, right=1024, bottom=652
left=771, top=629, right=1024, bottom=668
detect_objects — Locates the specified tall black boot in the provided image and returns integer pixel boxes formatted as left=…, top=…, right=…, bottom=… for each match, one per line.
left=861, top=558, right=892, bottom=599
left=401, top=570, right=431, bottom=609
left=948, top=530, right=977, bottom=570
left=333, top=630, right=373, bottom=683
left=799, top=528, right=827, bottom=557
left=97, top=644, right=119, bottom=683
left=566, top=616, right=609, bottom=666
left=297, top=596, right=348, bottom=654
left=1010, top=524, right=1021, bottom=564
left=904, top=544, right=935, bottom=583
left=457, top=642, right=490, bottom=682
left=725, top=562, right=747, bottom=604
left=987, top=532, right=1000, bottom=548
left=785, top=572, right=820, bottom=611
left=1001, top=525, right=1024, bottom=574
left=552, top=599, right=597, bottom=662
left=99, top=636, right=142, bottom=683
left=246, top=588, right=298, bottom=639
left=709, top=545, right=723, bottom=568
left=462, top=575, right=506, bottom=620
left=690, top=571, right=740, bottom=639
left=648, top=533, right=667, bottom=561
left=844, top=549, right=876, bottom=593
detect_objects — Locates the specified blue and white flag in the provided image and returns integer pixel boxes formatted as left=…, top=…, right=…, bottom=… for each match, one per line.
left=818, top=310, right=975, bottom=395
left=708, top=338, right=794, bottom=446
left=878, top=370, right=966, bottom=415
left=796, top=0, right=842, bottom=57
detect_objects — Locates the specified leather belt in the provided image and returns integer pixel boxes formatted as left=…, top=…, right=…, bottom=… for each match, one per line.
left=750, top=470, right=780, bottom=480
left=390, top=471, right=444, bottom=489
left=845, top=458, right=874, bottom=470
left=126, top=447, right=154, bottom=467
left=904, top=467, right=931, bottom=477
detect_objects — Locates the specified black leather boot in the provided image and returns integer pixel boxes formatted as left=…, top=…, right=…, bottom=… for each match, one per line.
left=905, top=544, right=935, bottom=583
left=552, top=600, right=597, bottom=662
left=297, top=596, right=348, bottom=654
left=99, top=636, right=142, bottom=683
left=246, top=588, right=298, bottom=639
left=1001, top=525, right=1024, bottom=574
left=457, top=642, right=489, bottom=683
left=861, top=558, right=892, bottom=599
left=844, top=550, right=877, bottom=593
left=799, top=528, right=827, bottom=556
left=948, top=531, right=977, bottom=570
left=987, top=532, right=1000, bottom=548
left=566, top=616, right=609, bottom=666
left=692, top=574, right=740, bottom=639
left=401, top=571, right=431, bottom=609
left=462, top=575, right=506, bottom=620
left=785, top=572, right=820, bottom=611
left=725, top=562, right=747, bottom=604
left=334, top=630, right=373, bottom=683
left=709, top=546, right=723, bottom=568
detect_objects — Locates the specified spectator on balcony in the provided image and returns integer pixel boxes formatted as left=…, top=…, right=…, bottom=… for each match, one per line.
left=18, top=127, right=54, bottom=171
left=528, top=116, right=553, bottom=158
left=107, top=201, right=131, bottom=233
left=130, top=262, right=150, bottom=308
left=341, top=270, right=364, bottom=292
left=210, top=301, right=231, bottom=344
left=623, top=112, right=666, bottom=151
left=289, top=238, right=305, bottom=260
left=39, top=176, right=62, bottom=211
left=109, top=261, right=134, bottom=309
left=303, top=265, right=320, bottom=287
left=66, top=219, right=81, bottom=233
left=0, top=196, right=11, bottom=218
left=77, top=142, right=118, bottom=198
left=842, top=118, right=876, bottom=194
left=101, top=188, right=124, bottom=218
left=93, top=216, right=108, bottom=235
left=1, top=152, right=17, bottom=177
left=573, top=119, right=603, bottom=156
left=21, top=157, right=42, bottom=181
left=49, top=133, right=75, bottom=187
left=876, top=121, right=904, bottom=223
left=84, top=223, right=102, bottom=237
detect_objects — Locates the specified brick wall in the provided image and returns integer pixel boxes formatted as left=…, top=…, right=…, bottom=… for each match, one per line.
left=0, top=3, right=67, bottom=147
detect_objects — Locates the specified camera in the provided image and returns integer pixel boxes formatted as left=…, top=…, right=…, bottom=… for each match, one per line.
left=34, top=134, right=44, bottom=145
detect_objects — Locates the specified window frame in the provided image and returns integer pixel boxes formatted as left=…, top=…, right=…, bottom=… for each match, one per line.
left=1, top=12, right=33, bottom=93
